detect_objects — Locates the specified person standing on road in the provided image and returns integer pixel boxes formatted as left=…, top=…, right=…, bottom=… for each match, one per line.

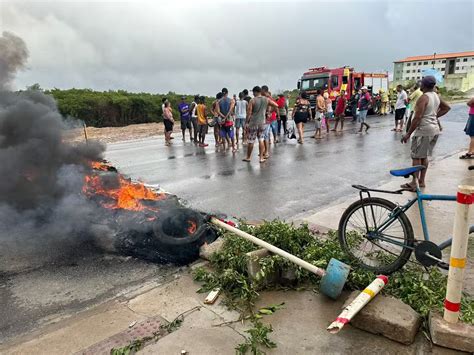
left=357, top=86, right=371, bottom=133
left=261, top=86, right=279, bottom=159
left=196, top=96, right=209, bottom=147
left=406, top=83, right=422, bottom=133
left=178, top=96, right=192, bottom=142
left=401, top=76, right=451, bottom=190
left=460, top=97, right=474, bottom=159
left=277, top=94, right=288, bottom=135
left=235, top=92, right=248, bottom=145
left=332, top=90, right=347, bottom=132
left=313, top=90, right=326, bottom=139
left=190, top=95, right=200, bottom=143
left=292, top=91, right=312, bottom=144
left=393, top=84, right=407, bottom=132
left=211, top=92, right=223, bottom=147
left=243, top=86, right=278, bottom=163
left=323, top=92, right=333, bottom=133
left=349, top=89, right=360, bottom=122
left=216, top=88, right=236, bottom=152
left=163, top=101, right=174, bottom=146
left=379, top=89, right=389, bottom=116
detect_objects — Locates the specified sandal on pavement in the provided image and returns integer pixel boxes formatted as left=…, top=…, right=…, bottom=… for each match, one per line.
left=400, top=183, right=416, bottom=191
left=242, top=158, right=251, bottom=162
left=459, top=153, right=474, bottom=159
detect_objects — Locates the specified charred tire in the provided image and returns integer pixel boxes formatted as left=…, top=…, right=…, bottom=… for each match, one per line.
left=152, top=208, right=207, bottom=245
left=338, top=197, right=414, bottom=274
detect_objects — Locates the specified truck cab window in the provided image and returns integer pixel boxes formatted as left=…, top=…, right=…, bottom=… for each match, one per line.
left=342, top=76, right=348, bottom=84
left=331, top=75, right=338, bottom=89
left=301, top=80, right=311, bottom=90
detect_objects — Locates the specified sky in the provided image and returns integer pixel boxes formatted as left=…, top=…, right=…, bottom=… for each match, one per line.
left=0, top=0, right=473, bottom=95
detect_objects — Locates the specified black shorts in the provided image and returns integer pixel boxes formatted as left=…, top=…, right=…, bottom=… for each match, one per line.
left=164, top=119, right=174, bottom=132
left=181, top=120, right=192, bottom=130
left=395, top=108, right=406, bottom=121
left=280, top=115, right=287, bottom=121
left=294, top=112, right=308, bottom=124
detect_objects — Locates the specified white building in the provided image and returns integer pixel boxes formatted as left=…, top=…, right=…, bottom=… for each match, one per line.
left=393, top=51, right=474, bottom=83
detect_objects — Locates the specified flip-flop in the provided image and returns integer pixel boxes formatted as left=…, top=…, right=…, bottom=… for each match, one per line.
left=259, top=159, right=266, bottom=163
left=460, top=153, right=474, bottom=159
left=242, top=158, right=251, bottom=162
left=400, top=183, right=416, bottom=191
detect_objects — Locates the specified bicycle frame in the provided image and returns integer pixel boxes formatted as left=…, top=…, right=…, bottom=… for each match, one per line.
left=358, top=187, right=456, bottom=251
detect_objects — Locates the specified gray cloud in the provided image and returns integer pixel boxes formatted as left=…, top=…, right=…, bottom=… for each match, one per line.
left=1, top=0, right=473, bottom=95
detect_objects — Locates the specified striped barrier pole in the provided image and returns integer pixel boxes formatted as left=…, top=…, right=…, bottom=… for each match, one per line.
left=327, top=275, right=388, bottom=333
left=444, top=185, right=474, bottom=323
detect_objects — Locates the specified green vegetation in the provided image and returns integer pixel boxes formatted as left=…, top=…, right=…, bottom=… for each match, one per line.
left=193, top=221, right=474, bottom=354
left=25, top=84, right=214, bottom=128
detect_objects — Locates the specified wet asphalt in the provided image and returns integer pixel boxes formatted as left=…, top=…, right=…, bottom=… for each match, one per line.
left=106, top=103, right=469, bottom=221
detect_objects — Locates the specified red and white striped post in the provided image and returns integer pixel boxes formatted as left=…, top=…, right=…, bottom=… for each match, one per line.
left=444, top=185, right=474, bottom=323
left=327, top=275, right=388, bottom=333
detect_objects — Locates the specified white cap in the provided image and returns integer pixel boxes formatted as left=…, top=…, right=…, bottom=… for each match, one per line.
left=361, top=86, right=368, bottom=90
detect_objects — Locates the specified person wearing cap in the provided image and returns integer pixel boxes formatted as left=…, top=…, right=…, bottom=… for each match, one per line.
left=178, top=96, right=192, bottom=142
left=357, top=86, right=371, bottom=133
left=393, top=84, right=408, bottom=132
left=401, top=76, right=451, bottom=190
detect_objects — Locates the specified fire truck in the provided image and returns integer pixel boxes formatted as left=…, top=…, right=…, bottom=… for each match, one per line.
left=297, top=66, right=389, bottom=114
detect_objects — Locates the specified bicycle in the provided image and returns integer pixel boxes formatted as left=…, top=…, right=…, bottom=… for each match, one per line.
left=338, top=165, right=474, bottom=274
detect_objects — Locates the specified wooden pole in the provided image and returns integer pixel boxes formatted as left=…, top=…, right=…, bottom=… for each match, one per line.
left=210, top=217, right=326, bottom=277
left=83, top=122, right=88, bottom=143
left=443, top=185, right=474, bottom=323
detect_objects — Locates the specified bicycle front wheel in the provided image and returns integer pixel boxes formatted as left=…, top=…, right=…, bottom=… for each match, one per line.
left=338, top=197, right=414, bottom=274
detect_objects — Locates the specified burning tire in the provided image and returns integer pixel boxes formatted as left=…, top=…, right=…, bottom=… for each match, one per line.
left=114, top=208, right=218, bottom=265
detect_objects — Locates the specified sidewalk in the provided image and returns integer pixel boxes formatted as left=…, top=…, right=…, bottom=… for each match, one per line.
left=2, top=272, right=464, bottom=355
left=2, top=152, right=472, bottom=355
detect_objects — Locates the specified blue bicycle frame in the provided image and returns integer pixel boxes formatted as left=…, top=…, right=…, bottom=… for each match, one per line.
left=355, top=184, right=457, bottom=251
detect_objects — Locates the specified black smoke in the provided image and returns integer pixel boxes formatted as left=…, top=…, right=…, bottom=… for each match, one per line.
left=0, top=32, right=107, bottom=272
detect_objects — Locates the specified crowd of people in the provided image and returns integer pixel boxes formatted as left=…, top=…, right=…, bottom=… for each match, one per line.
left=160, top=77, right=472, bottom=189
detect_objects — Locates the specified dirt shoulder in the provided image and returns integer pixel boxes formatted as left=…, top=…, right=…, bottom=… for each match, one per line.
left=65, top=122, right=182, bottom=144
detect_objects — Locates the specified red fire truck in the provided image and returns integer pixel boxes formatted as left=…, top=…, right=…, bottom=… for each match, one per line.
left=297, top=66, right=389, bottom=114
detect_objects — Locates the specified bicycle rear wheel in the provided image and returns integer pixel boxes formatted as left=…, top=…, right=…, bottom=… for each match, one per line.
left=338, top=197, right=414, bottom=274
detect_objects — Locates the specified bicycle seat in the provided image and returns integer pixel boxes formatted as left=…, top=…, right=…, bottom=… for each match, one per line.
left=390, top=165, right=425, bottom=178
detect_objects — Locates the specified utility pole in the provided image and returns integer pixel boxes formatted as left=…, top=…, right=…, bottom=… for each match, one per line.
left=433, top=52, right=436, bottom=69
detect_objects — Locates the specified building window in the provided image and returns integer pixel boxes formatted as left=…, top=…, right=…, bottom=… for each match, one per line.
left=441, top=67, right=445, bottom=71
left=463, top=58, right=468, bottom=62
left=417, top=69, right=420, bottom=72
left=418, top=62, right=422, bottom=65
left=417, top=76, right=420, bottom=79
left=407, top=63, right=411, bottom=66
left=431, top=61, right=435, bottom=64
left=456, top=59, right=460, bottom=62
left=456, top=66, right=459, bottom=70
left=406, top=70, right=410, bottom=73
left=423, top=61, right=428, bottom=65
left=442, top=60, right=446, bottom=63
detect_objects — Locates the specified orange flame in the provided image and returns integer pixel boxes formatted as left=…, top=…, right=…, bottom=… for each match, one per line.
left=83, top=162, right=166, bottom=212
left=187, top=220, right=197, bottom=234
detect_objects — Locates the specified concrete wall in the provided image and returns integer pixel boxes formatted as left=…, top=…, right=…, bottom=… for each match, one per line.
left=444, top=70, right=474, bottom=92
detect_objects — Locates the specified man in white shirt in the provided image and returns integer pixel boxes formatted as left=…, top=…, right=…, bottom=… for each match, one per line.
left=393, top=85, right=407, bottom=132
left=234, top=92, right=248, bottom=145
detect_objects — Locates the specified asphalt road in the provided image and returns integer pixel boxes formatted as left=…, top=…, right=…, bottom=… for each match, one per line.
left=106, top=103, right=469, bottom=221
